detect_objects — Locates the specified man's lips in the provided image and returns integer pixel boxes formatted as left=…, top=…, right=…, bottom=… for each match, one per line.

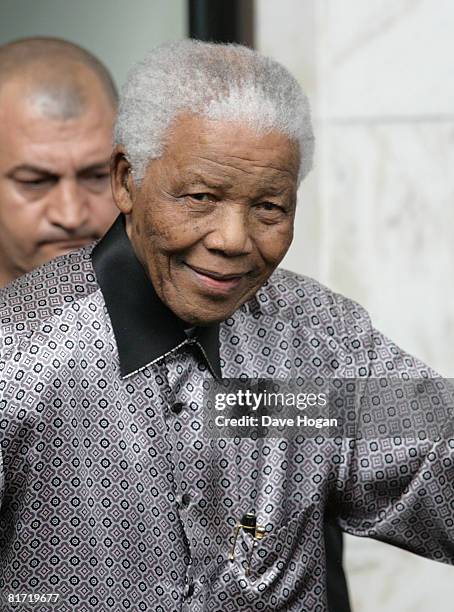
left=187, top=263, right=248, bottom=280
left=185, top=263, right=249, bottom=294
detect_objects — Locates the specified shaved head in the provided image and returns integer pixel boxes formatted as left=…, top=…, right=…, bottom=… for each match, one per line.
left=0, top=37, right=118, bottom=287
left=0, top=37, right=118, bottom=119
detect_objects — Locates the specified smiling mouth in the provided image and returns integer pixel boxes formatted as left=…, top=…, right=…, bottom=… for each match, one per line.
left=185, top=263, right=248, bottom=294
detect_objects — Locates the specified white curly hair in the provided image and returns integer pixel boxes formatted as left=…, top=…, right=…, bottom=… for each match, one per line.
left=115, top=39, right=314, bottom=184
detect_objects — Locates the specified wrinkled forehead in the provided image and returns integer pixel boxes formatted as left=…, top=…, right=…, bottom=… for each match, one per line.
left=145, top=113, right=301, bottom=194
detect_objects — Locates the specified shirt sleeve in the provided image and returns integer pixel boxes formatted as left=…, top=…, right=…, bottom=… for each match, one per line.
left=334, top=295, right=454, bottom=565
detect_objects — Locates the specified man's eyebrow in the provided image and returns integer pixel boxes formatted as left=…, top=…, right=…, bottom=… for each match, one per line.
left=8, top=161, right=111, bottom=178
left=183, top=172, right=228, bottom=189
left=77, top=161, right=111, bottom=175
left=8, top=164, right=57, bottom=176
left=256, top=184, right=291, bottom=196
left=253, top=179, right=296, bottom=197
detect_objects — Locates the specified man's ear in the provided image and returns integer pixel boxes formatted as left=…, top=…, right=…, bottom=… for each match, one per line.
left=111, top=146, right=135, bottom=214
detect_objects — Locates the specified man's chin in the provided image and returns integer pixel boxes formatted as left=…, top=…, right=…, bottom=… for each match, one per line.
left=178, top=309, right=231, bottom=327
left=163, top=283, right=260, bottom=326
left=38, top=240, right=94, bottom=262
left=173, top=299, right=243, bottom=327
left=51, top=241, right=92, bottom=254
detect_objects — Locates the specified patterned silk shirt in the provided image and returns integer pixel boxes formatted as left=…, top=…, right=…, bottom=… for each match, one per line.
left=0, top=215, right=453, bottom=611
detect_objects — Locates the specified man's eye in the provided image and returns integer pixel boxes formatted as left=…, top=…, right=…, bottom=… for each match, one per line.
left=80, top=173, right=110, bottom=193
left=255, top=202, right=285, bottom=213
left=189, top=193, right=214, bottom=202
left=86, top=173, right=110, bottom=181
left=17, top=177, right=53, bottom=187
left=81, top=173, right=110, bottom=185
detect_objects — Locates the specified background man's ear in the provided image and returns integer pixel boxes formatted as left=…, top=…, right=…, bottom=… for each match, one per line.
left=111, top=146, right=134, bottom=214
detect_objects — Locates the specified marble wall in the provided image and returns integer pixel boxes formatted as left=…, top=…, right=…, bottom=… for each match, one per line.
left=256, top=0, right=454, bottom=610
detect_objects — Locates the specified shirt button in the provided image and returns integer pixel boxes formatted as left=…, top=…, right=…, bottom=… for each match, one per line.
left=170, top=402, right=184, bottom=414
left=180, top=493, right=191, bottom=508
left=184, top=577, right=194, bottom=599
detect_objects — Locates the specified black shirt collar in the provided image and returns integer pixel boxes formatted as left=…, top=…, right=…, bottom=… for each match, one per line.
left=91, top=215, right=221, bottom=379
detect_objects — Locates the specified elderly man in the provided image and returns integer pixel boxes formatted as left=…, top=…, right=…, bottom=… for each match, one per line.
left=0, top=37, right=118, bottom=287
left=0, top=40, right=453, bottom=612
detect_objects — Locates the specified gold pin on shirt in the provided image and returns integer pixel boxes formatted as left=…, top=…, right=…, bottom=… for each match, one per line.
left=229, top=511, right=266, bottom=576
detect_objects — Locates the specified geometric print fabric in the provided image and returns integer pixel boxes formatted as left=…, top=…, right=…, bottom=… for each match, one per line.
left=0, top=246, right=453, bottom=610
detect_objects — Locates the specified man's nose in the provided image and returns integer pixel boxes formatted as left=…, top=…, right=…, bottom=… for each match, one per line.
left=46, top=179, right=89, bottom=231
left=204, top=205, right=253, bottom=256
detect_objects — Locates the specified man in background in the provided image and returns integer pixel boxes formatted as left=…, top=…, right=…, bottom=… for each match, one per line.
left=0, top=37, right=118, bottom=287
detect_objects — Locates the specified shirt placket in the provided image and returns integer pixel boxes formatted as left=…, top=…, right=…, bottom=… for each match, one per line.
left=160, top=342, right=210, bottom=610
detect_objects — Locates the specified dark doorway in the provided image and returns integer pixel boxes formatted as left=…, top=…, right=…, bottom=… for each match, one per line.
left=188, top=0, right=254, bottom=47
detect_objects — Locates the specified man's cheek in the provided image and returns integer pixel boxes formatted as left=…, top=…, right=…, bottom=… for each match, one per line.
left=160, top=224, right=204, bottom=252
left=260, top=230, right=293, bottom=265
left=276, top=224, right=294, bottom=255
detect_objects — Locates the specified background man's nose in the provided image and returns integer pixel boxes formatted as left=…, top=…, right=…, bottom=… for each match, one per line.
left=47, top=180, right=89, bottom=231
left=204, top=207, right=253, bottom=256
